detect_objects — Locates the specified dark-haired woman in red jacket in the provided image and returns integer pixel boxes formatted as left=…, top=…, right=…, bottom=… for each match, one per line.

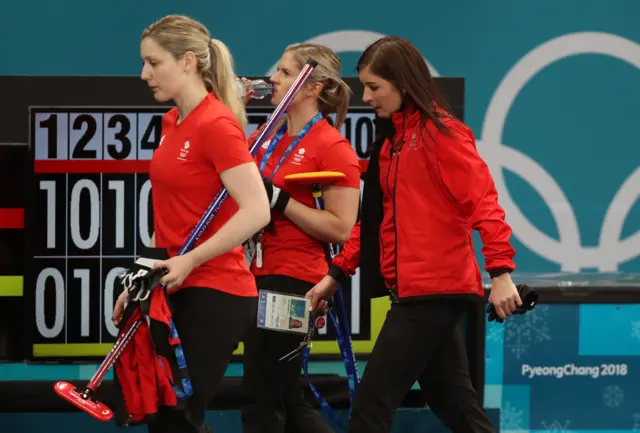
left=306, top=36, right=521, bottom=433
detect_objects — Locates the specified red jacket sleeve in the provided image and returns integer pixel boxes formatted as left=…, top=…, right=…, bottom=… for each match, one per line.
left=330, top=221, right=361, bottom=279
left=435, top=121, right=516, bottom=273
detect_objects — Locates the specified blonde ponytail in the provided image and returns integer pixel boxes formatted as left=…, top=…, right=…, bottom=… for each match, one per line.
left=284, top=43, right=352, bottom=129
left=141, top=16, right=247, bottom=130
left=326, top=78, right=351, bottom=129
left=208, top=39, right=247, bottom=129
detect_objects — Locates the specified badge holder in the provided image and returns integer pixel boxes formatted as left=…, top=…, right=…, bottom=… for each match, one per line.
left=279, top=308, right=328, bottom=362
left=256, top=289, right=328, bottom=361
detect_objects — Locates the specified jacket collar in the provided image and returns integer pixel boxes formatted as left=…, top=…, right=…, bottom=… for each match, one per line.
left=390, top=101, right=421, bottom=133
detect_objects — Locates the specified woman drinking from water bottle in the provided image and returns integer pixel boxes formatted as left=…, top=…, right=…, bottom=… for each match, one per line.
left=239, top=43, right=362, bottom=433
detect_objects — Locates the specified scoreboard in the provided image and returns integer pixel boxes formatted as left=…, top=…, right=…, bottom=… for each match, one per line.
left=9, top=75, right=463, bottom=360
left=28, top=105, right=378, bottom=359
left=31, top=108, right=162, bottom=357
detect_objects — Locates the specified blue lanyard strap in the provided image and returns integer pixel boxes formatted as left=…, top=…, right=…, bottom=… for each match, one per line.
left=138, top=295, right=193, bottom=402
left=258, top=112, right=323, bottom=178
left=301, top=194, right=359, bottom=428
left=302, top=306, right=358, bottom=427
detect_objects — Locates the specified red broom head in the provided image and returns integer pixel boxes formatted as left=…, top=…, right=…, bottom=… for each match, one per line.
left=54, top=381, right=114, bottom=422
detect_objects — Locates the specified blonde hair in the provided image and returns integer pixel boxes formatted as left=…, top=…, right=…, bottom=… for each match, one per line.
left=142, top=15, right=247, bottom=129
left=284, top=43, right=351, bottom=128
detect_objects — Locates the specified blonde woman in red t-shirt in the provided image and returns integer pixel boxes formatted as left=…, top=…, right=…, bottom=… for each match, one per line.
left=239, top=44, right=361, bottom=433
left=112, top=15, right=270, bottom=433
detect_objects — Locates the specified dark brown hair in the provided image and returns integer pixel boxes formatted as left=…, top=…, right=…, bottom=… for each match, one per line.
left=356, top=36, right=452, bottom=133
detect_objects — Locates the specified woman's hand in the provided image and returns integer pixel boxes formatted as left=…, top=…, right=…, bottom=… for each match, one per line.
left=154, top=254, right=198, bottom=293
left=239, top=77, right=254, bottom=105
left=488, top=273, right=522, bottom=320
left=305, top=274, right=339, bottom=314
left=112, top=290, right=129, bottom=326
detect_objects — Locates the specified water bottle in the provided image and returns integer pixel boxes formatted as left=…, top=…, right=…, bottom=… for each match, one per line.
left=237, top=79, right=274, bottom=100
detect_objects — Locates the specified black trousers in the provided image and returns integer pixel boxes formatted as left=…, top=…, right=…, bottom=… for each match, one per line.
left=147, top=287, right=257, bottom=433
left=349, top=298, right=495, bottom=433
left=241, top=275, right=334, bottom=433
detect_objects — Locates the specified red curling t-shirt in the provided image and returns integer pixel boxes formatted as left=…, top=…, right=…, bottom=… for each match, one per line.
left=249, top=118, right=361, bottom=284
left=149, top=93, right=257, bottom=297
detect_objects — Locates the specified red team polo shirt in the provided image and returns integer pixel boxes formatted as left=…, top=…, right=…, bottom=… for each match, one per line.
left=249, top=118, right=361, bottom=284
left=149, top=93, right=257, bottom=297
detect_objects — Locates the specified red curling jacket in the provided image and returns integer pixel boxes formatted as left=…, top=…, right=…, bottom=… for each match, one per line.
left=331, top=106, right=516, bottom=300
left=113, top=288, right=184, bottom=426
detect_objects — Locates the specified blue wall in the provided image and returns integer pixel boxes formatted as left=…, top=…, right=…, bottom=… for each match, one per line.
left=2, top=0, right=639, bottom=274
left=2, top=1, right=640, bottom=432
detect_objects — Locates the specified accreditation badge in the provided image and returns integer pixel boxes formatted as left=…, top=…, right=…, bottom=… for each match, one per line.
left=257, top=289, right=312, bottom=335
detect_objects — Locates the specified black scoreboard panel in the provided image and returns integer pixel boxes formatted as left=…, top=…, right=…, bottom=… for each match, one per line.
left=31, top=108, right=164, bottom=357
left=4, top=75, right=464, bottom=360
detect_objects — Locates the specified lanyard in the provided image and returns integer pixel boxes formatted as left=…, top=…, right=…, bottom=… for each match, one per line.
left=299, top=193, right=359, bottom=428
left=258, top=112, right=323, bottom=179
left=301, top=305, right=358, bottom=426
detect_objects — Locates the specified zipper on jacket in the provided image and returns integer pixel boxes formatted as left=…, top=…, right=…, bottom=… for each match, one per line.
left=387, top=114, right=405, bottom=298
left=392, top=143, right=402, bottom=297
left=380, top=143, right=394, bottom=272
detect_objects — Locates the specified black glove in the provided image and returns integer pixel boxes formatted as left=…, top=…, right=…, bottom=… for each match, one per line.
left=119, top=248, right=169, bottom=303
left=263, top=178, right=291, bottom=213
left=486, top=284, right=538, bottom=323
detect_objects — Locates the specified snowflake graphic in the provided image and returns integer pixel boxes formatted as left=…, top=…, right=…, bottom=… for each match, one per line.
left=540, top=419, right=571, bottom=433
left=632, top=413, right=640, bottom=431
left=487, top=324, right=503, bottom=342
left=501, top=401, right=524, bottom=430
left=603, top=385, right=624, bottom=408
left=632, top=321, right=640, bottom=341
left=504, top=304, right=551, bottom=359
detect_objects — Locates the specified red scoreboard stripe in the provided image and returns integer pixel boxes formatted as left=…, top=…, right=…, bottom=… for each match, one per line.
left=35, top=159, right=370, bottom=174
left=0, top=208, right=24, bottom=229
left=34, top=160, right=151, bottom=173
